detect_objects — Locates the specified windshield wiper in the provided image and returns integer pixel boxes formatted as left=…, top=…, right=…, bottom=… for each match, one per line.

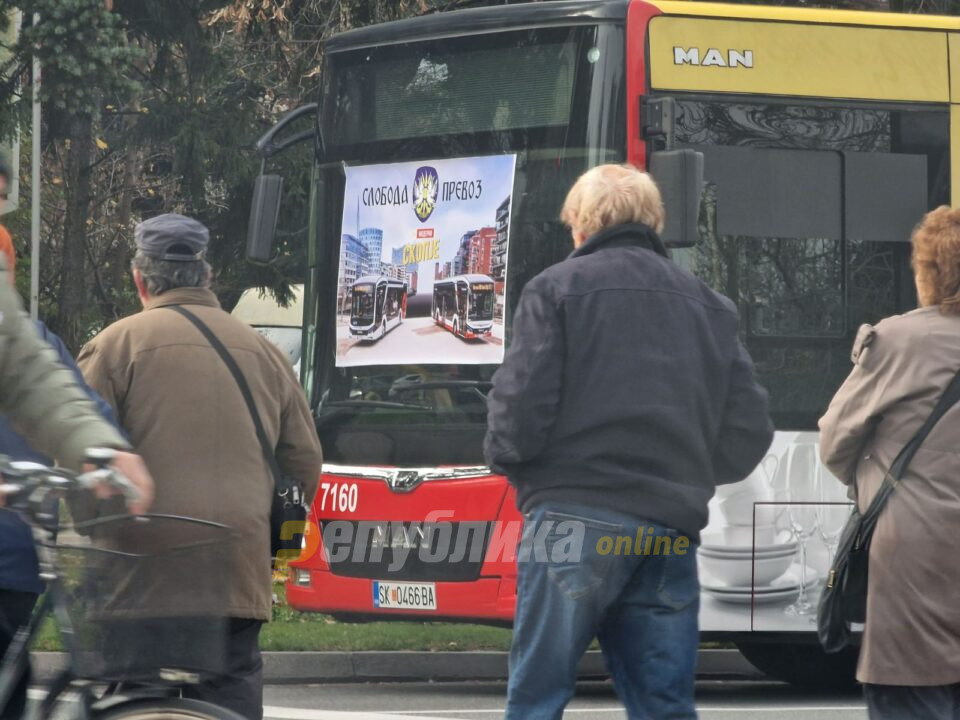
left=323, top=399, right=432, bottom=410
left=315, top=399, right=434, bottom=427
left=389, top=380, right=492, bottom=392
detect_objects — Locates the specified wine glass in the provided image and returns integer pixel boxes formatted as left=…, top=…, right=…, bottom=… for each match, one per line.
left=815, top=462, right=853, bottom=561
left=783, top=442, right=819, bottom=617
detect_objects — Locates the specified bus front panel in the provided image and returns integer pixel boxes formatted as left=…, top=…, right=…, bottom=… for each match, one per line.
left=293, top=19, right=627, bottom=623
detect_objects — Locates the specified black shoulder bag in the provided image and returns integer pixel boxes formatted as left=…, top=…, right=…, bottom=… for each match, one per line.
left=167, top=305, right=307, bottom=560
left=818, top=365, right=960, bottom=653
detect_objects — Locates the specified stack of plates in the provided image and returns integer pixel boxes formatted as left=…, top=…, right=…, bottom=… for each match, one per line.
left=699, top=535, right=800, bottom=603
left=702, top=566, right=819, bottom=604
left=701, top=532, right=796, bottom=553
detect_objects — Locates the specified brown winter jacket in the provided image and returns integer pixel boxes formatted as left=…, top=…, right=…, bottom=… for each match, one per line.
left=819, top=306, right=960, bottom=686
left=77, top=287, right=322, bottom=620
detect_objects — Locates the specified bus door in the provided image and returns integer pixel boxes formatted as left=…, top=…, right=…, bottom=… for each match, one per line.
left=439, top=284, right=454, bottom=323
left=456, top=282, right=468, bottom=329
left=385, top=286, right=396, bottom=321
left=386, top=285, right=402, bottom=321
left=375, top=282, right=387, bottom=325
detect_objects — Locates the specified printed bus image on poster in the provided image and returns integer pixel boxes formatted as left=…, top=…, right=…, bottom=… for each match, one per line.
left=336, top=154, right=516, bottom=367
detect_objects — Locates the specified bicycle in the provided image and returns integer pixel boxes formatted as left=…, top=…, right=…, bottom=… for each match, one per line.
left=0, top=449, right=244, bottom=720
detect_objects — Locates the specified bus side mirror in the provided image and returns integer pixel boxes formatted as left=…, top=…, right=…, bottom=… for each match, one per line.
left=246, top=174, right=284, bottom=262
left=649, top=149, right=704, bottom=248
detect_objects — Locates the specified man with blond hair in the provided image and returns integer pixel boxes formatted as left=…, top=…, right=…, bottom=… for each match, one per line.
left=485, top=164, right=772, bottom=719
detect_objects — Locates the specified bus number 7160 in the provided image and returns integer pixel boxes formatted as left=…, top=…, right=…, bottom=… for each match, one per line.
left=319, top=482, right=359, bottom=513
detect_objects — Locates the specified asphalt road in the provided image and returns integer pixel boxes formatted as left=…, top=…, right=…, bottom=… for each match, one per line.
left=262, top=681, right=869, bottom=719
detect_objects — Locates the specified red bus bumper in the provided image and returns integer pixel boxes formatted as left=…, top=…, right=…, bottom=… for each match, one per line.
left=285, top=468, right=521, bottom=623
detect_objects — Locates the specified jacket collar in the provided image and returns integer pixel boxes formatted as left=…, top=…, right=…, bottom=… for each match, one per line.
left=568, top=222, right=669, bottom=260
left=144, top=287, right=221, bottom=311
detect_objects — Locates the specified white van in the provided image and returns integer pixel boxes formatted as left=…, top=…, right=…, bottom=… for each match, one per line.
left=231, top=285, right=304, bottom=374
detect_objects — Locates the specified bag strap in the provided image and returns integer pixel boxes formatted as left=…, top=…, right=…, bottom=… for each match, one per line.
left=165, top=305, right=283, bottom=486
left=860, top=364, right=960, bottom=528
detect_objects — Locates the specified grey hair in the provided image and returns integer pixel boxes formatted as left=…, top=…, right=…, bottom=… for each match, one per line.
left=131, top=252, right=212, bottom=296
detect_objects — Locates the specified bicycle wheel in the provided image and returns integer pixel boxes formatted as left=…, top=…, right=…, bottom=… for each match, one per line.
left=92, top=697, right=246, bottom=720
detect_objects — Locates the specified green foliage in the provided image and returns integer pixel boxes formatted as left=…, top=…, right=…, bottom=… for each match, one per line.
left=260, top=616, right=514, bottom=652
left=19, top=0, right=140, bottom=113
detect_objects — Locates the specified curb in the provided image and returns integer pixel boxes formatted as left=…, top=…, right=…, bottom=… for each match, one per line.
left=30, top=649, right=762, bottom=684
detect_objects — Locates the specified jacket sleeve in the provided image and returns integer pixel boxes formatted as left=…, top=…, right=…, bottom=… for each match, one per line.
left=818, top=323, right=903, bottom=485
left=274, top=356, right=322, bottom=504
left=484, top=277, right=564, bottom=477
left=75, top=339, right=125, bottom=427
left=38, top=321, right=124, bottom=435
left=0, top=268, right=129, bottom=470
left=712, top=340, right=775, bottom=485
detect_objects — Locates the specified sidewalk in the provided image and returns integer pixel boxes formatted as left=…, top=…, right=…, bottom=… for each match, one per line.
left=30, top=649, right=762, bottom=684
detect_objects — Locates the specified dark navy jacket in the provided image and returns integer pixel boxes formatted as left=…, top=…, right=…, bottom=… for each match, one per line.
left=0, top=321, right=119, bottom=594
left=484, top=223, right=774, bottom=540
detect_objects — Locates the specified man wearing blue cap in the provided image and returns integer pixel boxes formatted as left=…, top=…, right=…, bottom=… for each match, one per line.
left=77, top=213, right=323, bottom=720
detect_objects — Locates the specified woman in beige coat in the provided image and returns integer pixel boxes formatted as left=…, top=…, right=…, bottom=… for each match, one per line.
left=819, top=206, right=960, bottom=719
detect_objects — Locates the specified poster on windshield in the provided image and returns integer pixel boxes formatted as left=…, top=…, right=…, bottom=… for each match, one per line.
left=335, top=154, right=516, bottom=367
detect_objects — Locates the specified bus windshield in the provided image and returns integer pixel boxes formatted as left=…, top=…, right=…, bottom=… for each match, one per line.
left=310, top=23, right=626, bottom=466
left=351, top=285, right=376, bottom=323
left=469, top=285, right=495, bottom=321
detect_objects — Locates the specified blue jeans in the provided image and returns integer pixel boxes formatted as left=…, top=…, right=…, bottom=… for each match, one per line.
left=506, top=503, right=700, bottom=720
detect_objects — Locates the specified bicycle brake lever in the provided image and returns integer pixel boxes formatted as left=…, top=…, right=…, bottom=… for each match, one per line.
left=83, top=467, right=143, bottom=505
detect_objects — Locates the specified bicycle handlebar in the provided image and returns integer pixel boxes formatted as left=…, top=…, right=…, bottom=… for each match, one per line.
left=0, top=448, right=141, bottom=520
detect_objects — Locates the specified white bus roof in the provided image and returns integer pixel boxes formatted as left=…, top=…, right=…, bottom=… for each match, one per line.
left=435, top=274, right=495, bottom=284
left=354, top=275, right=406, bottom=285
left=231, top=285, right=304, bottom=328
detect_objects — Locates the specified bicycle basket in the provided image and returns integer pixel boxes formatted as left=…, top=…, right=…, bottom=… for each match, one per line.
left=47, top=514, right=236, bottom=683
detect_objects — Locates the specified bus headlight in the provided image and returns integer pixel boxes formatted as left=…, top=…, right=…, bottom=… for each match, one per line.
left=289, top=568, right=311, bottom=587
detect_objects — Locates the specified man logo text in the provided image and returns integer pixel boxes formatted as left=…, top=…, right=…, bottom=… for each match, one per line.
left=673, top=47, right=754, bottom=68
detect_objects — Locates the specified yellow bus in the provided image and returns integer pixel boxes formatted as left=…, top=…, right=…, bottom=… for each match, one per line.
left=247, top=0, right=960, bottom=685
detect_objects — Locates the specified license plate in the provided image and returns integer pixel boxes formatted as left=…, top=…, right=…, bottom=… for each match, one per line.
left=373, top=581, right=437, bottom=611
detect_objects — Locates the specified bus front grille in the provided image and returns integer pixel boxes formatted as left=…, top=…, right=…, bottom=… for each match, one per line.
left=323, top=521, right=493, bottom=582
